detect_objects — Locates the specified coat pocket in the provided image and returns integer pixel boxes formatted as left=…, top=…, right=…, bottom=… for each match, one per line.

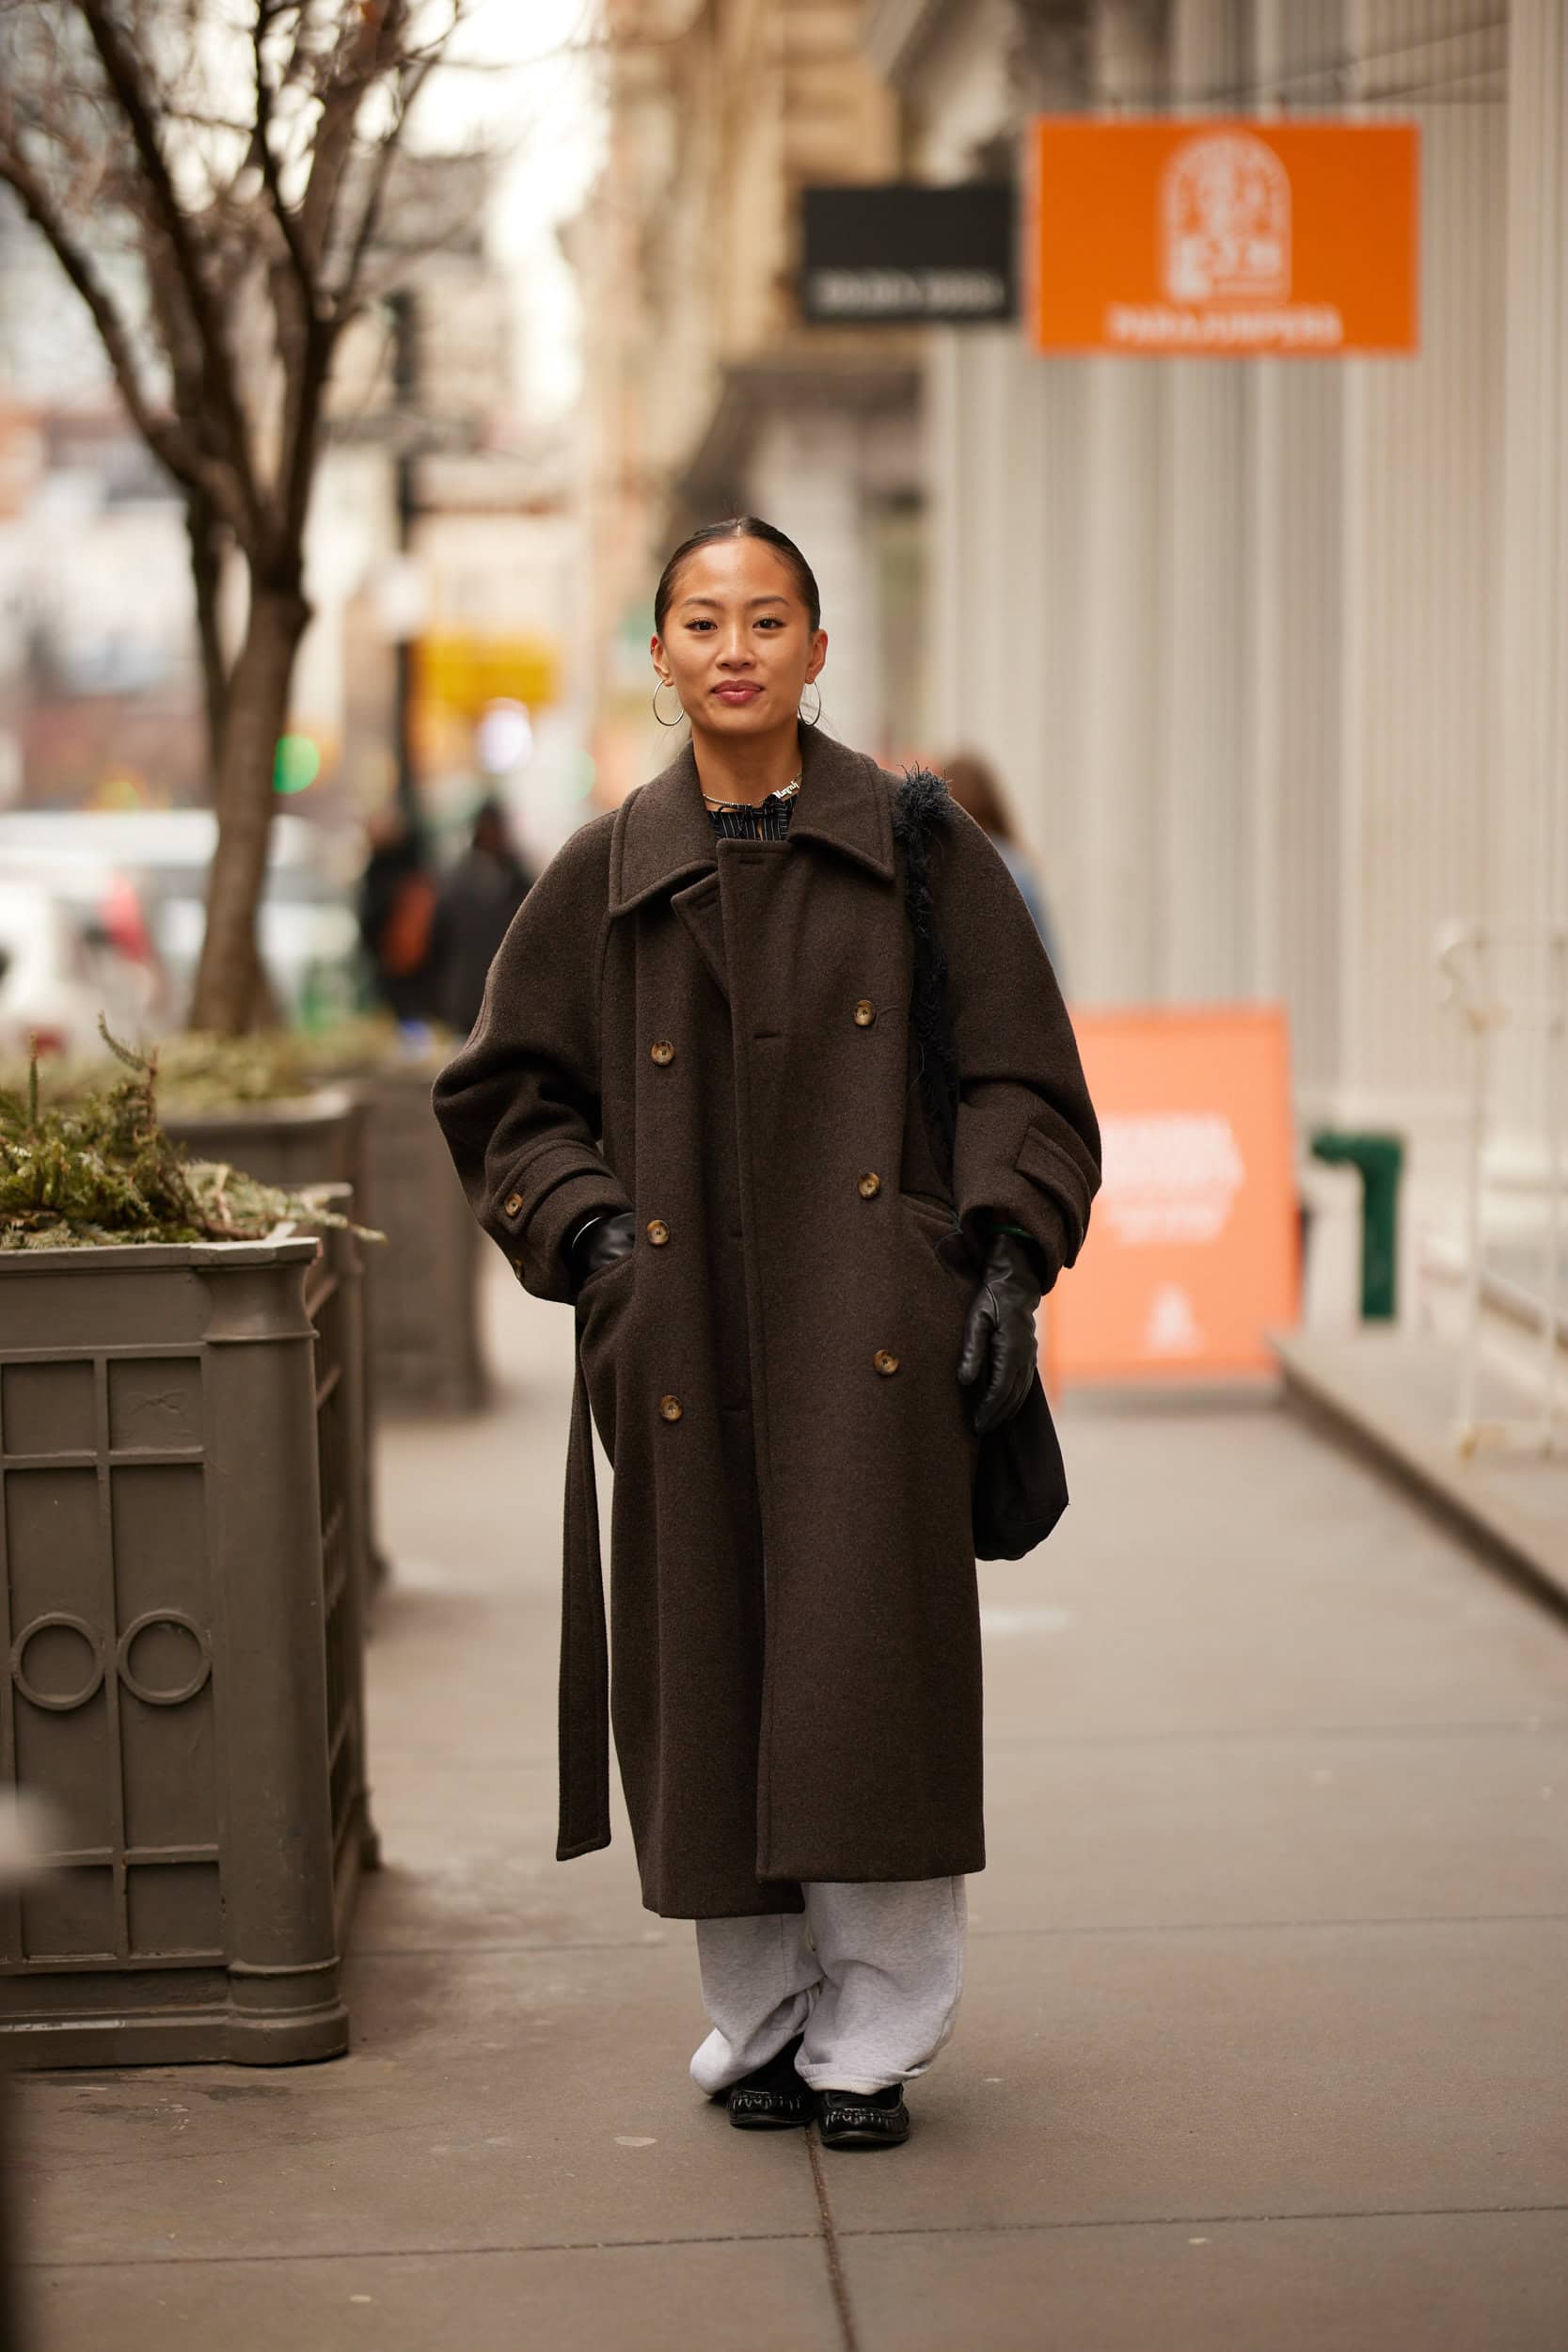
left=901, top=1191, right=975, bottom=1292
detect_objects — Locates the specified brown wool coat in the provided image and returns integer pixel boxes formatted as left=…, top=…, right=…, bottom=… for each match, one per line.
left=433, top=727, right=1101, bottom=1918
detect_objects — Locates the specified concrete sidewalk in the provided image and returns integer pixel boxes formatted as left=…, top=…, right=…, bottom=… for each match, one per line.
left=15, top=1264, right=1568, bottom=2349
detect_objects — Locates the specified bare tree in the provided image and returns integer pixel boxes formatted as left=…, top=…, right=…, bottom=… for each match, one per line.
left=0, top=0, right=463, bottom=1032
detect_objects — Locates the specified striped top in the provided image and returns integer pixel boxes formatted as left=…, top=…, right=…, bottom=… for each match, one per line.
left=705, top=785, right=799, bottom=841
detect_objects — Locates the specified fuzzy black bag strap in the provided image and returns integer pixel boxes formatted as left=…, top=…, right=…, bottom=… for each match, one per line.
left=892, top=769, right=961, bottom=1192
left=893, top=769, right=1069, bottom=1562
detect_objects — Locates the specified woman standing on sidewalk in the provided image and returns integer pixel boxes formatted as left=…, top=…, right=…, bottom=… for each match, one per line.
left=434, top=518, right=1099, bottom=2149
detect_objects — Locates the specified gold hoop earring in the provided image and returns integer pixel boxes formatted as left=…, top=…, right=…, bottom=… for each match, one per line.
left=799, top=681, right=822, bottom=726
left=652, top=680, right=685, bottom=728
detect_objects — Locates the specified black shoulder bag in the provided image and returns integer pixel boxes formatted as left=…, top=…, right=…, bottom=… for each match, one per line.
left=893, top=771, right=1069, bottom=1562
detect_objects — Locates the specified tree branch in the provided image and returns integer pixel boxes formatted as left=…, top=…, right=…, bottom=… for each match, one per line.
left=330, top=56, right=435, bottom=319
left=77, top=0, right=262, bottom=538
left=185, top=485, right=230, bottom=782
left=251, top=0, right=316, bottom=305
left=273, top=1, right=426, bottom=548
left=296, top=0, right=412, bottom=274
left=277, top=310, right=331, bottom=556
left=0, top=143, right=248, bottom=535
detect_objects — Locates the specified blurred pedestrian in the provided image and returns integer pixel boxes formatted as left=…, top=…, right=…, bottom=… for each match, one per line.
left=358, top=807, right=436, bottom=1025
left=430, top=798, right=535, bottom=1039
left=435, top=517, right=1100, bottom=2151
left=942, top=749, right=1063, bottom=977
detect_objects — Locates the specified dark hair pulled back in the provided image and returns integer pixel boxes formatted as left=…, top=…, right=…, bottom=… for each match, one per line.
left=654, top=516, right=821, bottom=636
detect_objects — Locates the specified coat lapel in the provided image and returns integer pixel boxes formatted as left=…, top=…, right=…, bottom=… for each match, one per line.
left=786, top=726, right=896, bottom=884
left=608, top=742, right=715, bottom=914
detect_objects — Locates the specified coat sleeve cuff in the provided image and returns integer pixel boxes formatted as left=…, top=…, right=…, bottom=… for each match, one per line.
left=965, top=1196, right=1071, bottom=1293
left=488, top=1149, right=632, bottom=1303
left=954, top=1106, right=1085, bottom=1293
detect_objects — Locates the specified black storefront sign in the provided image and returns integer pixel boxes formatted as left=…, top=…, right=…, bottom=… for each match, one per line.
left=800, top=183, right=1016, bottom=326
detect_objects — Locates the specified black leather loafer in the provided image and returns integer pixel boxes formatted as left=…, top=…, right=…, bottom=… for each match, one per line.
left=720, top=2034, right=810, bottom=2131
left=815, top=2083, right=910, bottom=2150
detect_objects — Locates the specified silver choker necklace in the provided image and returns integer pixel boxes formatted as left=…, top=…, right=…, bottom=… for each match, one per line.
left=701, top=775, right=801, bottom=812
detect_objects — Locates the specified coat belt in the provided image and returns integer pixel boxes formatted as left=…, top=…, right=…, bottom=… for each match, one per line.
left=556, top=1337, right=612, bottom=1858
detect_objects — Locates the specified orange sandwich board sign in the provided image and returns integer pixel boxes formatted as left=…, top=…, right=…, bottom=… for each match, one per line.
left=1047, top=1008, right=1299, bottom=1386
left=1030, top=120, right=1419, bottom=356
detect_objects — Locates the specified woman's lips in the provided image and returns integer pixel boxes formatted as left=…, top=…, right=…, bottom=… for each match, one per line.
left=712, top=683, right=762, bottom=704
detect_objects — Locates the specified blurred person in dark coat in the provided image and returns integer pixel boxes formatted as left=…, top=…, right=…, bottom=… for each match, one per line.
left=431, top=798, right=535, bottom=1038
left=942, top=751, right=1062, bottom=981
left=358, top=806, right=437, bottom=1024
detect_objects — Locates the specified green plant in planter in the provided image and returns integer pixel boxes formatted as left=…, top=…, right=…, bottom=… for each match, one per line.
left=0, top=1032, right=304, bottom=1117
left=151, top=1016, right=460, bottom=1102
left=0, top=1025, right=380, bottom=1252
left=3, top=1016, right=462, bottom=1120
left=141, top=1029, right=314, bottom=1112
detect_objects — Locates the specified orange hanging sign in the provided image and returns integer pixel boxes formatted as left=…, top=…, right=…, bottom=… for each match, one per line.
left=1029, top=119, right=1419, bottom=356
left=1048, top=1008, right=1299, bottom=1385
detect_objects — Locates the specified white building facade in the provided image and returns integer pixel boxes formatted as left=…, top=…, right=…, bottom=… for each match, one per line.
left=865, top=0, right=1564, bottom=1253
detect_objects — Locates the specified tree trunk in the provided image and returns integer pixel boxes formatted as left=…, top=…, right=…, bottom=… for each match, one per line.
left=187, top=571, right=310, bottom=1036
left=185, top=489, right=230, bottom=786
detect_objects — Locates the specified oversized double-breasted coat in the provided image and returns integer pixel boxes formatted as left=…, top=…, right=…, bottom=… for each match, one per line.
left=433, top=728, right=1100, bottom=1918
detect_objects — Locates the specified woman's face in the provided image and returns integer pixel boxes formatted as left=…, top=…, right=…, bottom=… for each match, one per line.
left=652, top=538, right=826, bottom=740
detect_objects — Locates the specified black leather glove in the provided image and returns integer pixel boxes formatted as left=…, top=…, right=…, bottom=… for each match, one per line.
left=957, top=1229, right=1045, bottom=1436
left=565, top=1209, right=636, bottom=1295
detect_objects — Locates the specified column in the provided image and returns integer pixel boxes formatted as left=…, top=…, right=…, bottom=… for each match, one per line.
left=1496, top=0, right=1568, bottom=1143
left=1076, top=0, right=1166, bottom=1002
left=1159, top=0, right=1253, bottom=1000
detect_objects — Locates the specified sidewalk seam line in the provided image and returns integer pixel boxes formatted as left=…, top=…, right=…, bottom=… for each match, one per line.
left=21, top=2204, right=1568, bottom=2273
left=805, top=2129, right=862, bottom=2352
left=831, top=2201, right=1568, bottom=2240
left=18, top=2230, right=822, bottom=2272
left=983, top=1719, right=1568, bottom=1751
left=339, top=1911, right=1568, bottom=1963
left=961, top=1912, right=1568, bottom=1940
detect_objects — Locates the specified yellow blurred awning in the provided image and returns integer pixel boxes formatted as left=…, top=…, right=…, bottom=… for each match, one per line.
left=415, top=634, right=560, bottom=714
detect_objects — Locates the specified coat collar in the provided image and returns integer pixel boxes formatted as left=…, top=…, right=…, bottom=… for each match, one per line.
left=607, top=726, right=895, bottom=915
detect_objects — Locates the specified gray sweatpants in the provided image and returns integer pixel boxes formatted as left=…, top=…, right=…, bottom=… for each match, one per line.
left=689, top=1877, right=967, bottom=2097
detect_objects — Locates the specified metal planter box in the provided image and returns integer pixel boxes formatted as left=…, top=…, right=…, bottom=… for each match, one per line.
left=0, top=1837, right=24, bottom=2345
left=355, top=1067, right=487, bottom=1418
left=164, top=1089, right=386, bottom=1594
left=167, top=1074, right=488, bottom=1419
left=161, top=1088, right=363, bottom=1199
left=0, top=1225, right=375, bottom=2066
